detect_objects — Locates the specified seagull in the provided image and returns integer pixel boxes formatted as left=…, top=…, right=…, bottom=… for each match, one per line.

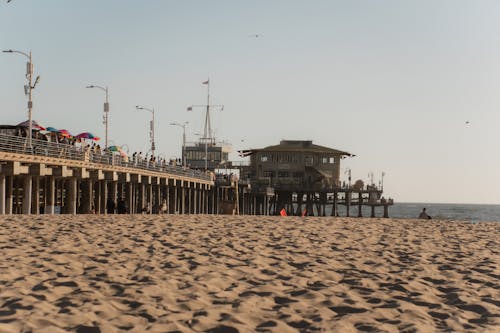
left=465, top=121, right=470, bottom=125
left=248, top=34, right=262, bottom=38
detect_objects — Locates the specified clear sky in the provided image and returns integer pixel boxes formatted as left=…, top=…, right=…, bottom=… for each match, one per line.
left=1, top=0, right=499, bottom=204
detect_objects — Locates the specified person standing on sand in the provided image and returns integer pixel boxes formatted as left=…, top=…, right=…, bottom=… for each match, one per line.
left=106, top=197, right=116, bottom=214
left=419, top=208, right=432, bottom=219
left=117, top=198, right=127, bottom=214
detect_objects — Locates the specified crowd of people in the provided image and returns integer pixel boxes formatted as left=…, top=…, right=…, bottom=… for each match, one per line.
left=2, top=123, right=208, bottom=182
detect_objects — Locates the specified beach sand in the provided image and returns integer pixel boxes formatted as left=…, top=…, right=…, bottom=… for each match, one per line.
left=0, top=215, right=498, bottom=333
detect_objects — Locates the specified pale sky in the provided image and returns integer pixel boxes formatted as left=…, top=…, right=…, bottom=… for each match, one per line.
left=1, top=0, right=499, bottom=204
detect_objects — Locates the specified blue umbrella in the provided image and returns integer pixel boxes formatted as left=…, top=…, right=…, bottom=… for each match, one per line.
left=46, top=127, right=59, bottom=132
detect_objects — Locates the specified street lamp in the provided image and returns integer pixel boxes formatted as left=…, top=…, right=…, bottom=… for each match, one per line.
left=136, top=106, right=156, bottom=156
left=3, top=49, right=40, bottom=151
left=170, top=121, right=188, bottom=168
left=86, top=85, right=109, bottom=149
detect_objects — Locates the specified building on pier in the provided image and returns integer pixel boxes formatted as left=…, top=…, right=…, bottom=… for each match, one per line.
left=184, top=139, right=231, bottom=170
left=238, top=140, right=352, bottom=190
left=233, top=139, right=393, bottom=217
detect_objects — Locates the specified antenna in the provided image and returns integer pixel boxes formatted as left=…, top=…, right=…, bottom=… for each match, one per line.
left=187, top=79, right=224, bottom=144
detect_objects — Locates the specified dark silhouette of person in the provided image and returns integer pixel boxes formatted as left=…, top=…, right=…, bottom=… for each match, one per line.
left=418, top=207, right=431, bottom=219
left=117, top=198, right=127, bottom=214
left=106, top=197, right=115, bottom=214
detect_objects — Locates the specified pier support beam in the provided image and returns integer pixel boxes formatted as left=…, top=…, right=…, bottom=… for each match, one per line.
left=126, top=183, right=133, bottom=214
left=67, top=177, right=77, bottom=215
left=155, top=183, right=161, bottom=214
left=147, top=184, right=153, bottom=214
left=193, top=186, right=198, bottom=214
left=80, top=179, right=93, bottom=214
left=181, top=183, right=186, bottom=214
left=5, top=176, right=13, bottom=214
left=138, top=183, right=145, bottom=213
left=31, top=176, right=40, bottom=215
left=46, top=176, right=55, bottom=214
left=0, top=175, right=5, bottom=214
left=99, top=180, right=107, bottom=214
left=22, top=176, right=32, bottom=215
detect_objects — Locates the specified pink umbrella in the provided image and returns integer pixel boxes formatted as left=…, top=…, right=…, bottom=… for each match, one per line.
left=75, top=132, right=99, bottom=140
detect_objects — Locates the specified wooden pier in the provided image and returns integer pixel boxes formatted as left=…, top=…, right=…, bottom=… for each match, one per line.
left=216, top=179, right=393, bottom=218
left=0, top=134, right=213, bottom=215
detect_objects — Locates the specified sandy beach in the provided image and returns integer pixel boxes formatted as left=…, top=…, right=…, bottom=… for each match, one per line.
left=0, top=215, right=498, bottom=333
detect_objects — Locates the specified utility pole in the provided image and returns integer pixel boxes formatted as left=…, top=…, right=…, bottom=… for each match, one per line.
left=86, top=85, right=109, bottom=149
left=136, top=106, right=156, bottom=156
left=170, top=122, right=188, bottom=167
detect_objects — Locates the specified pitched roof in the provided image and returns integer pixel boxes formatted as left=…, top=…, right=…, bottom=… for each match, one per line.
left=239, top=140, right=353, bottom=157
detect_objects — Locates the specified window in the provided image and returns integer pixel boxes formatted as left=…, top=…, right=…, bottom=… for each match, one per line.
left=263, top=171, right=274, bottom=178
left=329, top=157, right=335, bottom=164
left=293, top=172, right=304, bottom=178
left=322, top=157, right=328, bottom=164
left=261, top=155, right=268, bottom=162
left=278, top=171, right=289, bottom=178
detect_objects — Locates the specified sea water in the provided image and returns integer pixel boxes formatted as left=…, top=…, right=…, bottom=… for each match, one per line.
left=324, top=203, right=500, bottom=222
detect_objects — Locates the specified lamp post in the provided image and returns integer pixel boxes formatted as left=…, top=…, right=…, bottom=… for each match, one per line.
left=136, top=106, right=156, bottom=156
left=170, top=122, right=188, bottom=168
left=3, top=49, right=40, bottom=151
left=86, top=85, right=109, bottom=149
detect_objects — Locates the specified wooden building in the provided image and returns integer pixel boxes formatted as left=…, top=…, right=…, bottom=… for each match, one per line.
left=234, top=140, right=392, bottom=217
left=239, top=140, right=352, bottom=191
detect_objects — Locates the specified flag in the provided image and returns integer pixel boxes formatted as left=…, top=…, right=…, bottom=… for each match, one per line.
left=187, top=106, right=192, bottom=111
left=202, top=79, right=209, bottom=85
left=280, top=208, right=287, bottom=217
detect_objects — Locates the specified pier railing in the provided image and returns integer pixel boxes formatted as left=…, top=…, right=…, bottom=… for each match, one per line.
left=0, top=133, right=211, bottom=181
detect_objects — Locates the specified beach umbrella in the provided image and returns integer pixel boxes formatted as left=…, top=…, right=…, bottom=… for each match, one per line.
left=45, top=126, right=59, bottom=133
left=107, top=145, right=127, bottom=157
left=17, top=120, right=46, bottom=131
left=76, top=132, right=99, bottom=140
left=58, top=129, right=72, bottom=138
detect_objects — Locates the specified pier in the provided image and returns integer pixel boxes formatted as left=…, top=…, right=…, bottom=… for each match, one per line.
left=0, top=134, right=393, bottom=217
left=0, top=133, right=213, bottom=215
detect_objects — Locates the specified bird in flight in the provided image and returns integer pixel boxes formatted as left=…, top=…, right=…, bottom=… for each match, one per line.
left=248, top=34, right=262, bottom=38
left=7, top=0, right=14, bottom=3
left=465, top=121, right=470, bottom=125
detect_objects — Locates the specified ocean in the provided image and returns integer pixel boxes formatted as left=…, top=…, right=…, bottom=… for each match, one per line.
left=390, top=202, right=500, bottom=222
left=331, top=202, right=500, bottom=222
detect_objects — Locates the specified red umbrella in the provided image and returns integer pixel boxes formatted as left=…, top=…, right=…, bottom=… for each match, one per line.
left=58, top=129, right=72, bottom=138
